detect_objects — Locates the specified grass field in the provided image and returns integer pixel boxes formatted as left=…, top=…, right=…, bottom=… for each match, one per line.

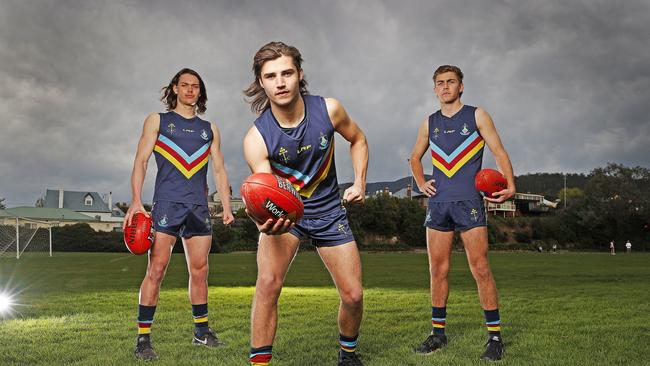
left=1, top=251, right=648, bottom=365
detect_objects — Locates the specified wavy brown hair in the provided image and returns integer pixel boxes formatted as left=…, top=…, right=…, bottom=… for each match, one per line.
left=244, top=41, right=309, bottom=114
left=160, top=68, right=208, bottom=114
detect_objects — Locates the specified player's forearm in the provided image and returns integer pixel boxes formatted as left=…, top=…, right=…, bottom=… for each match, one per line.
left=130, top=161, right=148, bottom=203
left=349, top=136, right=368, bottom=187
left=494, top=152, right=516, bottom=190
left=214, top=170, right=232, bottom=213
left=410, top=158, right=427, bottom=188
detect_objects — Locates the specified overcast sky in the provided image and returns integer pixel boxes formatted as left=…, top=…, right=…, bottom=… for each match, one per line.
left=1, top=0, right=649, bottom=206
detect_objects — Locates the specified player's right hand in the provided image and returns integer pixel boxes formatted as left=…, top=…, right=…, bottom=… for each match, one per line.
left=418, top=179, right=437, bottom=197
left=123, top=201, right=150, bottom=229
left=257, top=217, right=294, bottom=235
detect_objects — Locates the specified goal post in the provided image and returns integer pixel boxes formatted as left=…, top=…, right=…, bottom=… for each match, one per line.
left=0, top=217, right=55, bottom=259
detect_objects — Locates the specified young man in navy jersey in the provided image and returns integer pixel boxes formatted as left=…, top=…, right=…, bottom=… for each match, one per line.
left=124, top=68, right=234, bottom=360
left=409, top=65, right=515, bottom=361
left=243, top=42, right=368, bottom=366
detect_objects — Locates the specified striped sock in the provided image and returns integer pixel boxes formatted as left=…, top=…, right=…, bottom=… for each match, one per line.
left=137, top=304, right=156, bottom=336
left=339, top=333, right=358, bottom=354
left=250, top=345, right=273, bottom=365
left=484, top=309, right=501, bottom=338
left=431, top=306, right=446, bottom=335
left=192, top=303, right=209, bottom=336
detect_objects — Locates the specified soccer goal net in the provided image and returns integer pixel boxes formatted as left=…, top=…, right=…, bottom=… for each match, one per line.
left=0, top=218, right=54, bottom=258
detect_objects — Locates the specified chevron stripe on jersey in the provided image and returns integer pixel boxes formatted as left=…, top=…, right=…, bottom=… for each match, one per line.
left=430, top=131, right=484, bottom=178
left=154, top=134, right=210, bottom=179
left=271, top=138, right=335, bottom=198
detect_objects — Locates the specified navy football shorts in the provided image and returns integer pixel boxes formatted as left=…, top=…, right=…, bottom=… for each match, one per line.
left=289, top=206, right=355, bottom=247
left=424, top=199, right=487, bottom=232
left=151, top=201, right=212, bottom=238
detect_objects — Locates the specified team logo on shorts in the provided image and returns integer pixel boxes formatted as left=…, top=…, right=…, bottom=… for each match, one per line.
left=167, top=123, right=176, bottom=134
left=470, top=208, right=478, bottom=222
left=158, top=214, right=169, bottom=227
left=204, top=217, right=211, bottom=228
left=201, top=129, right=209, bottom=140
left=460, top=123, right=470, bottom=136
left=425, top=210, right=431, bottom=223
left=337, top=223, right=348, bottom=234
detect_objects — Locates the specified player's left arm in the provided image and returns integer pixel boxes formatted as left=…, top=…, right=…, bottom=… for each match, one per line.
left=325, top=97, right=368, bottom=204
left=209, top=123, right=234, bottom=225
left=476, top=107, right=516, bottom=203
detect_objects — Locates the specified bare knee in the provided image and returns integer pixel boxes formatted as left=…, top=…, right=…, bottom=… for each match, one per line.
left=189, top=261, right=208, bottom=281
left=470, top=261, right=493, bottom=283
left=256, top=273, right=284, bottom=301
left=146, top=263, right=168, bottom=285
left=429, top=261, right=450, bottom=281
left=340, top=286, right=363, bottom=308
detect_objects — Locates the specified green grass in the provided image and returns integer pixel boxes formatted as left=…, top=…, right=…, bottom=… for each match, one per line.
left=1, top=251, right=649, bottom=365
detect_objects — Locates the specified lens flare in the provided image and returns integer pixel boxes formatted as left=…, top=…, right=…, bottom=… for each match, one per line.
left=0, top=292, right=14, bottom=314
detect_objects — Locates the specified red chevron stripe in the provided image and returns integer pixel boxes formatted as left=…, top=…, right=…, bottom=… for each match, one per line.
left=250, top=354, right=272, bottom=362
left=272, top=167, right=307, bottom=189
left=302, top=140, right=334, bottom=191
left=156, top=140, right=210, bottom=170
left=431, top=136, right=483, bottom=170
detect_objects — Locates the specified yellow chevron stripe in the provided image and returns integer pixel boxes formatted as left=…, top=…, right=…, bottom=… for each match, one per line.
left=154, top=145, right=210, bottom=179
left=193, top=316, right=208, bottom=323
left=299, top=148, right=334, bottom=198
left=432, top=140, right=484, bottom=178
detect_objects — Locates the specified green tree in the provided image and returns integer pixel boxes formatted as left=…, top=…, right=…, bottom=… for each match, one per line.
left=557, top=187, right=584, bottom=208
left=0, top=197, right=5, bottom=209
left=571, top=163, right=650, bottom=249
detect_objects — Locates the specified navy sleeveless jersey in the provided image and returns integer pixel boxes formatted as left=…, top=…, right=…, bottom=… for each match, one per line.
left=254, top=95, right=340, bottom=217
left=153, top=112, right=213, bottom=205
left=428, top=105, right=484, bottom=202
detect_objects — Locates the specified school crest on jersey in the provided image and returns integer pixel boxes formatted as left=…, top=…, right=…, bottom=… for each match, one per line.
left=460, top=123, right=470, bottom=136
left=201, top=129, right=209, bottom=141
left=319, top=133, right=329, bottom=150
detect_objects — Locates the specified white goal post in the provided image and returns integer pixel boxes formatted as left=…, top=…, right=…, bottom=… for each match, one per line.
left=0, top=217, right=55, bottom=259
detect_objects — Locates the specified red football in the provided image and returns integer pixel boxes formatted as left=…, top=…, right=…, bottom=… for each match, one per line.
left=475, top=169, right=508, bottom=198
left=240, top=173, right=304, bottom=224
left=124, top=212, right=155, bottom=255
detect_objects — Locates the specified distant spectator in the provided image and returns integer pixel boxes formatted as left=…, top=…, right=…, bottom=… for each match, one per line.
left=625, top=240, right=632, bottom=254
left=552, top=243, right=557, bottom=254
left=537, top=245, right=543, bottom=253
left=610, top=241, right=616, bottom=255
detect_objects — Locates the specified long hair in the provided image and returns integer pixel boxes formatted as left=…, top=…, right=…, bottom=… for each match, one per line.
left=160, top=68, right=208, bottom=114
left=243, top=41, right=309, bottom=114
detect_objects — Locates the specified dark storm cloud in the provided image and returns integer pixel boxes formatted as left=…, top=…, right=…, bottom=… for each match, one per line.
left=1, top=0, right=648, bottom=206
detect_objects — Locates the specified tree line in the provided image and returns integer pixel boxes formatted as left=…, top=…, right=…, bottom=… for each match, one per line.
left=39, top=163, right=649, bottom=253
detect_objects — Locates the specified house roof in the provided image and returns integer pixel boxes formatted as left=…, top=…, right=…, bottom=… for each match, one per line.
left=3, top=207, right=95, bottom=221
left=340, top=176, right=429, bottom=197
left=43, top=189, right=123, bottom=216
left=393, top=187, right=427, bottom=199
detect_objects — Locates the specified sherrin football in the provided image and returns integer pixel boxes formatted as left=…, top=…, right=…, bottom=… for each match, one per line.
left=475, top=169, right=508, bottom=198
left=124, top=211, right=154, bottom=255
left=240, top=173, right=304, bottom=224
